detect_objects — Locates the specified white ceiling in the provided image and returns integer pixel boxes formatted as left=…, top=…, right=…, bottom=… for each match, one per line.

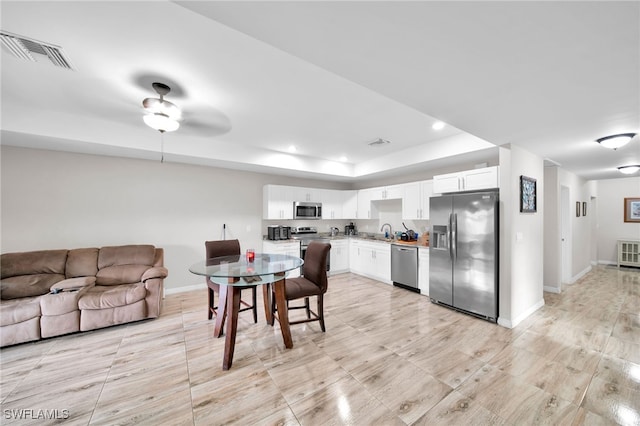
left=1, top=1, right=638, bottom=182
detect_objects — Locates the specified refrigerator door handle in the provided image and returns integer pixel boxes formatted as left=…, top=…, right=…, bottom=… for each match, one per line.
left=448, top=213, right=453, bottom=261
left=452, top=213, right=458, bottom=262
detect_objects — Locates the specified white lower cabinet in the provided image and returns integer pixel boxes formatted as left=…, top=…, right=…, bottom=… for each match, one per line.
left=349, top=239, right=391, bottom=284
left=418, top=247, right=429, bottom=296
left=329, top=239, right=349, bottom=274
left=262, top=240, right=301, bottom=278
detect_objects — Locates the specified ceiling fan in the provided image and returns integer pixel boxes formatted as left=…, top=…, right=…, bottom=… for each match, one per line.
left=139, top=80, right=232, bottom=138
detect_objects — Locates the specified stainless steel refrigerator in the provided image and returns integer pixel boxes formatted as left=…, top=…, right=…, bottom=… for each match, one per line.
left=429, top=191, right=498, bottom=322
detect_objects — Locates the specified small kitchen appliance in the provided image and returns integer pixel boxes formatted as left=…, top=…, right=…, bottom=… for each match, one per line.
left=267, top=225, right=291, bottom=240
left=344, top=222, right=357, bottom=235
left=293, top=202, right=322, bottom=220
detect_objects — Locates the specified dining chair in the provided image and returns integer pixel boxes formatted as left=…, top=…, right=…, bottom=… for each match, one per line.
left=205, top=239, right=257, bottom=324
left=271, top=240, right=331, bottom=332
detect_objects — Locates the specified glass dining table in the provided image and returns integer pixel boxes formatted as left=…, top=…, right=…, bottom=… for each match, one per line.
left=189, top=253, right=303, bottom=370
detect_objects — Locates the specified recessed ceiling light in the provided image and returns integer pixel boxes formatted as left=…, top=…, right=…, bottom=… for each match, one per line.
left=618, top=165, right=640, bottom=175
left=339, top=156, right=348, bottom=162
left=288, top=145, right=297, bottom=153
left=595, top=133, right=636, bottom=150
left=432, top=121, right=445, bottom=130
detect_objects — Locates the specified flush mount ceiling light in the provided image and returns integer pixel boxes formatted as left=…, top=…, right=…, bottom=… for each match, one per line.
left=432, top=121, right=445, bottom=130
left=595, top=133, right=636, bottom=150
left=142, top=82, right=181, bottom=133
left=618, top=165, right=640, bottom=175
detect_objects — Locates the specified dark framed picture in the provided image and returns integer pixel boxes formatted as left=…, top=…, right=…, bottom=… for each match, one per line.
left=576, top=202, right=581, bottom=217
left=624, top=197, right=640, bottom=223
left=582, top=202, right=587, bottom=217
left=519, top=176, right=537, bottom=213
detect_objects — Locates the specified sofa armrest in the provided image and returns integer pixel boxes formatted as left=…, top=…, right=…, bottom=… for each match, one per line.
left=50, top=276, right=96, bottom=293
left=141, top=266, right=168, bottom=283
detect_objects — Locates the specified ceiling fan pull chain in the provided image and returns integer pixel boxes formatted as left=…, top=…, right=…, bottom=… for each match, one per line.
left=161, top=132, right=164, bottom=163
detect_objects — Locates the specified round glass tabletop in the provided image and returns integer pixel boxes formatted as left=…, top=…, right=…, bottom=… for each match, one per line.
left=189, top=253, right=303, bottom=286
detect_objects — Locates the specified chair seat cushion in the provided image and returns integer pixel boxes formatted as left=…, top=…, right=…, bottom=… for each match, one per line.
left=283, top=277, right=322, bottom=300
left=79, top=284, right=146, bottom=310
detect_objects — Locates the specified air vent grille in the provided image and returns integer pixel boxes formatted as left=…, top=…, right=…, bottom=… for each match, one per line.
left=0, top=30, right=74, bottom=70
left=368, top=138, right=391, bottom=147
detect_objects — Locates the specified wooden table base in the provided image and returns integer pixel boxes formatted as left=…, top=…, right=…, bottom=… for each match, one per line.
left=219, top=274, right=292, bottom=370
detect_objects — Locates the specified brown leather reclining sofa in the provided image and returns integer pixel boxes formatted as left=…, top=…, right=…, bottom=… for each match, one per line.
left=0, top=244, right=168, bottom=347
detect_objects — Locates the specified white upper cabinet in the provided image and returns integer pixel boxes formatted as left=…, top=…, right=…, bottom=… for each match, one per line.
left=402, top=180, right=433, bottom=220
left=370, top=184, right=403, bottom=201
left=291, top=187, right=322, bottom=203
left=433, top=166, right=499, bottom=194
left=357, top=188, right=375, bottom=219
left=263, top=185, right=293, bottom=219
left=342, top=190, right=358, bottom=219
left=321, top=189, right=343, bottom=220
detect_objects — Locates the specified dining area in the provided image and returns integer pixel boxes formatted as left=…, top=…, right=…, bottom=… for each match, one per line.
left=189, top=239, right=331, bottom=370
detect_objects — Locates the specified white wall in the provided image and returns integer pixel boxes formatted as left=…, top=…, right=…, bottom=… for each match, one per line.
left=596, top=177, right=640, bottom=263
left=498, top=145, right=545, bottom=328
left=0, top=146, right=346, bottom=291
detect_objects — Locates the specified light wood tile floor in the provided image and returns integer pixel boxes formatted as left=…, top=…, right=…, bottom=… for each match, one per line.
left=1, top=266, right=639, bottom=425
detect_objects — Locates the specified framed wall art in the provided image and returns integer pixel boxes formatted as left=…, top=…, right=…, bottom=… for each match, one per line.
left=520, top=175, right=537, bottom=213
left=624, top=197, right=640, bottom=223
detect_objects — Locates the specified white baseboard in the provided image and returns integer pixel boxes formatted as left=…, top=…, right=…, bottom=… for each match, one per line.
left=164, top=283, right=206, bottom=296
left=543, top=286, right=561, bottom=294
left=598, top=260, right=617, bottom=266
left=498, top=298, right=545, bottom=329
left=568, top=265, right=592, bottom=284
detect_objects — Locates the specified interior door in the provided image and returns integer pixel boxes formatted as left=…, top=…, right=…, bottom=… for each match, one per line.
left=452, top=192, right=497, bottom=318
left=429, top=195, right=453, bottom=305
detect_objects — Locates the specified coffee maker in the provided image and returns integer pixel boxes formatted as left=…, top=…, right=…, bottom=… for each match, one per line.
left=344, top=222, right=357, bottom=236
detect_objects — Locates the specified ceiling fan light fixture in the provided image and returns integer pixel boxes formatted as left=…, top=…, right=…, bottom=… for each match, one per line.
left=142, top=98, right=182, bottom=120
left=595, top=133, right=636, bottom=150
left=142, top=82, right=181, bottom=133
left=143, top=113, right=180, bottom=133
left=618, top=165, right=640, bottom=175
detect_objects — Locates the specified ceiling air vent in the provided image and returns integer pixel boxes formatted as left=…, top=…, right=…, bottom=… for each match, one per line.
left=0, top=30, right=75, bottom=70
left=368, top=138, right=391, bottom=147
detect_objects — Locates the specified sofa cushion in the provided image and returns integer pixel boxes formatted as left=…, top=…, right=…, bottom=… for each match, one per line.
left=96, top=245, right=155, bottom=286
left=0, top=274, right=65, bottom=300
left=98, top=245, right=155, bottom=269
left=1, top=249, right=68, bottom=279
left=66, top=248, right=99, bottom=278
left=96, top=265, right=150, bottom=286
left=0, top=296, right=42, bottom=326
left=78, top=284, right=146, bottom=310
left=41, top=291, right=84, bottom=316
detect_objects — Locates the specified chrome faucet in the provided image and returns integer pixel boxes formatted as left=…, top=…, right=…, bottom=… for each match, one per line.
left=380, top=223, right=392, bottom=238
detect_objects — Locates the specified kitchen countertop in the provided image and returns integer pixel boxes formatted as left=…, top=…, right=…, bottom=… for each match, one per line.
left=264, top=234, right=429, bottom=247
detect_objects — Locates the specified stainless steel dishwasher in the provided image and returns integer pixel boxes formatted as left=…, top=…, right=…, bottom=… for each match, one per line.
left=391, top=244, right=419, bottom=292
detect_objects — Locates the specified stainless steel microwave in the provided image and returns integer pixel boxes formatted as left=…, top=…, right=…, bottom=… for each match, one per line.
left=293, top=202, right=322, bottom=220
